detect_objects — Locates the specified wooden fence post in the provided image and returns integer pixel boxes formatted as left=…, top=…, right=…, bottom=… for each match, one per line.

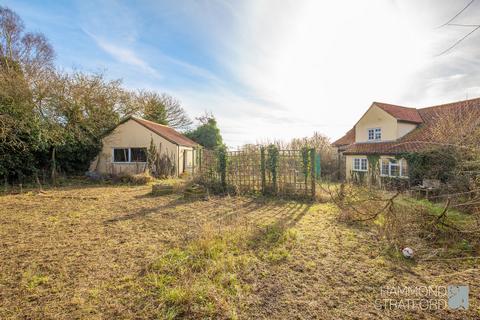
left=260, top=147, right=266, bottom=195
left=310, top=148, right=316, bottom=200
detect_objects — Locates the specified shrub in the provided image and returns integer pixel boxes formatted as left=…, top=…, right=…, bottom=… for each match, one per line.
left=114, top=172, right=153, bottom=185
left=130, top=172, right=154, bottom=185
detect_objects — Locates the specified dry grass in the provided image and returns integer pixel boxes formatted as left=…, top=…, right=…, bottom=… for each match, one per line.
left=0, top=183, right=479, bottom=319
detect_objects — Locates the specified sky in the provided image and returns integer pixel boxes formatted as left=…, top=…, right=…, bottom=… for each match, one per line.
left=3, top=0, right=480, bottom=147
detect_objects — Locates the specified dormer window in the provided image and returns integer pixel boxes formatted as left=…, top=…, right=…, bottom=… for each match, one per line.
left=368, top=128, right=381, bottom=141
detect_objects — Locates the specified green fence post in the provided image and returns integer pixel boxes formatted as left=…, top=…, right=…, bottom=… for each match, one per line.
left=260, top=147, right=266, bottom=195
left=266, top=145, right=279, bottom=195
left=301, top=147, right=309, bottom=196
left=217, top=147, right=227, bottom=191
left=310, top=148, right=316, bottom=200
left=315, top=152, right=321, bottom=181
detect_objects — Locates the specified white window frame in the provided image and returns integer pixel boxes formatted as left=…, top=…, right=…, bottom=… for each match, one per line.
left=353, top=158, right=368, bottom=172
left=368, top=128, right=381, bottom=141
left=112, top=148, right=130, bottom=163
left=380, top=158, right=408, bottom=178
left=112, top=147, right=147, bottom=164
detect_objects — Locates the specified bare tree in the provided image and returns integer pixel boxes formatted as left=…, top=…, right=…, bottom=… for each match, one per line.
left=0, top=6, right=54, bottom=77
left=287, top=132, right=337, bottom=178
left=132, top=91, right=192, bottom=130
left=47, top=71, right=131, bottom=137
left=0, top=5, right=56, bottom=131
left=162, top=93, right=192, bottom=130
left=428, top=104, right=480, bottom=150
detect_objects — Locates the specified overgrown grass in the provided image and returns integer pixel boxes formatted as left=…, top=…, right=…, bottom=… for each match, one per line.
left=394, top=197, right=478, bottom=255
left=2, top=183, right=479, bottom=319
left=145, top=231, right=249, bottom=319
left=144, top=223, right=298, bottom=319
left=398, top=197, right=475, bottom=228
left=248, top=225, right=299, bottom=263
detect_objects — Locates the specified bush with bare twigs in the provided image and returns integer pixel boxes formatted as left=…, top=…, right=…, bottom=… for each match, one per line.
left=322, top=182, right=479, bottom=260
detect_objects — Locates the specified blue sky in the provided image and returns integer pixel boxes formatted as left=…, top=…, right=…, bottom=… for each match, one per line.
left=4, top=0, right=480, bottom=147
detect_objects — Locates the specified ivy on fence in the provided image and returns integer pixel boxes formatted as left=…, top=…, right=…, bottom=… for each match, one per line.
left=260, top=147, right=266, bottom=193
left=197, top=147, right=318, bottom=199
left=216, top=146, right=228, bottom=190
left=266, top=144, right=279, bottom=194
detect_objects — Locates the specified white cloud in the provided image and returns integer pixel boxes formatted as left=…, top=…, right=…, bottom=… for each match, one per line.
left=84, top=30, right=161, bottom=78
left=179, top=0, right=480, bottom=145
left=215, top=1, right=434, bottom=136
left=74, top=0, right=480, bottom=147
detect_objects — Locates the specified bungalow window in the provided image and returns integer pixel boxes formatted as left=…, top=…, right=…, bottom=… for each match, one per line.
left=130, top=148, right=147, bottom=162
left=113, top=148, right=129, bottom=163
left=353, top=158, right=368, bottom=171
left=113, top=147, right=147, bottom=163
left=368, top=128, right=381, bottom=141
left=380, top=158, right=408, bottom=177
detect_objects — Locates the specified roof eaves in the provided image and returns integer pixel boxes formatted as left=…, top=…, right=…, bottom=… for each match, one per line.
left=131, top=117, right=198, bottom=147
left=131, top=117, right=182, bottom=146
left=99, top=115, right=133, bottom=139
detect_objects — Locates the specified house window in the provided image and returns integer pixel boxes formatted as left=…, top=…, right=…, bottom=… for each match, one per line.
left=368, top=128, right=381, bottom=141
left=113, top=148, right=129, bottom=162
left=380, top=158, right=408, bottom=177
left=390, top=161, right=400, bottom=177
left=381, top=159, right=389, bottom=176
left=130, top=148, right=147, bottom=162
left=353, top=158, right=368, bottom=171
left=113, top=148, right=147, bottom=163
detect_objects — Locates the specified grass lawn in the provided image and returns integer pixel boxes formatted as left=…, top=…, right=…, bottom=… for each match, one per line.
left=0, top=183, right=478, bottom=319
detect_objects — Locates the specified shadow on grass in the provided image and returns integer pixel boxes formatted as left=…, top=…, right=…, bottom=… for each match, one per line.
left=243, top=199, right=312, bottom=250
left=103, top=195, right=202, bottom=223
left=104, top=193, right=313, bottom=235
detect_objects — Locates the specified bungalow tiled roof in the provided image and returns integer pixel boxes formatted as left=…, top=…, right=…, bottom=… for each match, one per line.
left=131, top=117, right=199, bottom=147
left=336, top=97, right=480, bottom=155
left=101, top=116, right=199, bottom=147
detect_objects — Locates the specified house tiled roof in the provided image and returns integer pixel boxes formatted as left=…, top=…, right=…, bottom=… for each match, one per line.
left=131, top=117, right=199, bottom=147
left=332, top=127, right=355, bottom=146
left=337, top=97, right=480, bottom=155
left=374, top=102, right=423, bottom=123
left=343, top=141, right=446, bottom=155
